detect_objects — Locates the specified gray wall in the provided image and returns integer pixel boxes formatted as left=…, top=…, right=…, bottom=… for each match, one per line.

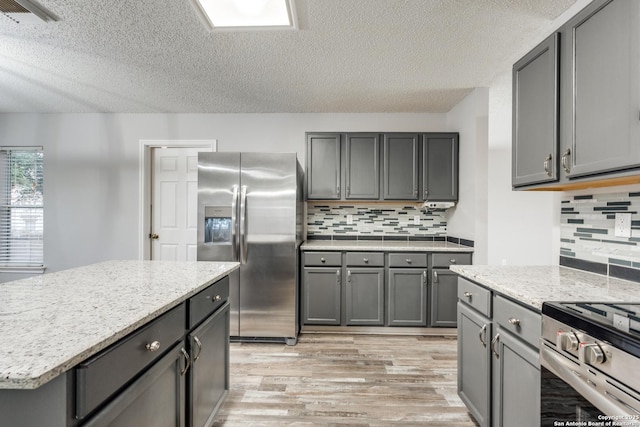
left=0, top=113, right=447, bottom=281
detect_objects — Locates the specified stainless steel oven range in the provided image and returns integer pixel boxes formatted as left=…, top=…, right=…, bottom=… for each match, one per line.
left=541, top=302, right=640, bottom=426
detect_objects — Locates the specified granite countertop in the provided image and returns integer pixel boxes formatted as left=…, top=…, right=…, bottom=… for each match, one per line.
left=0, top=260, right=239, bottom=390
left=301, top=239, right=474, bottom=252
left=450, top=265, right=640, bottom=311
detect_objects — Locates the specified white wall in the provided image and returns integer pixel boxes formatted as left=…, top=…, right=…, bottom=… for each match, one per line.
left=446, top=88, right=489, bottom=263
left=0, top=112, right=447, bottom=281
left=485, top=71, right=560, bottom=265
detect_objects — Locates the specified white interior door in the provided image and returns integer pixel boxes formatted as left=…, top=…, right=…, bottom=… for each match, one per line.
left=151, top=147, right=203, bottom=261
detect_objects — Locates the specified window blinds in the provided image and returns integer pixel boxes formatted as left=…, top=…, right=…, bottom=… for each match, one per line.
left=0, top=147, right=43, bottom=268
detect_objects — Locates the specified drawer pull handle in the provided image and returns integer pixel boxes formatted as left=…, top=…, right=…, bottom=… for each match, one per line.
left=193, top=336, right=203, bottom=362
left=463, top=291, right=472, bottom=298
left=363, top=258, right=369, bottom=263
left=405, top=259, right=412, bottom=264
left=145, top=341, right=161, bottom=352
left=508, top=317, right=521, bottom=326
left=450, top=259, right=456, bottom=264
left=213, top=295, right=222, bottom=302
left=180, top=348, right=190, bottom=376
left=321, top=257, right=326, bottom=263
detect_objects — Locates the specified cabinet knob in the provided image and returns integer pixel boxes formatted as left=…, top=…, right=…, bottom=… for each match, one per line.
left=405, top=259, right=412, bottom=264
left=145, top=341, right=161, bottom=352
left=213, top=295, right=222, bottom=302
left=450, top=259, right=456, bottom=264
left=463, top=291, right=472, bottom=299
left=507, top=317, right=520, bottom=327
left=363, top=258, right=369, bottom=263
left=320, top=257, right=326, bottom=263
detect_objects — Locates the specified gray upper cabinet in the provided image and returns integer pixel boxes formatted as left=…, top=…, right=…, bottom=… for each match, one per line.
left=422, top=133, right=459, bottom=201
left=345, top=133, right=380, bottom=199
left=512, top=33, right=559, bottom=187
left=306, top=133, right=341, bottom=200
left=560, top=0, right=640, bottom=179
left=383, top=133, right=420, bottom=200
left=513, top=0, right=640, bottom=190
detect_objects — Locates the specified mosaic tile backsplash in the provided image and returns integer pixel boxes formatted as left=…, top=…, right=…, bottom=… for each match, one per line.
left=560, top=190, right=640, bottom=282
left=307, top=203, right=447, bottom=239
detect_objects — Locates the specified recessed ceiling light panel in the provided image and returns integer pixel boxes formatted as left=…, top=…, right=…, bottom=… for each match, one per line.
left=191, top=0, right=297, bottom=30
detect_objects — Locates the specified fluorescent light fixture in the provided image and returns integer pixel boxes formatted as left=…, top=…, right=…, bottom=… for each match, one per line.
left=191, top=0, right=297, bottom=30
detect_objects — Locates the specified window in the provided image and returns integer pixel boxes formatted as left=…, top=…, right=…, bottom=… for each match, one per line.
left=0, top=147, right=44, bottom=271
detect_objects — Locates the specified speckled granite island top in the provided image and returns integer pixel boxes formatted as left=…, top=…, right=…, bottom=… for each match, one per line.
left=301, top=239, right=474, bottom=252
left=0, top=260, right=239, bottom=390
left=450, top=265, right=640, bottom=311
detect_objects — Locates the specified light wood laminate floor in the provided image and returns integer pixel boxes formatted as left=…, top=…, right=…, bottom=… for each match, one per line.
left=213, top=334, right=479, bottom=426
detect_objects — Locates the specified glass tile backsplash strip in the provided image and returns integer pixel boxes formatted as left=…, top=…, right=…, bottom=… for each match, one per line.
left=560, top=191, right=640, bottom=282
left=307, top=204, right=447, bottom=238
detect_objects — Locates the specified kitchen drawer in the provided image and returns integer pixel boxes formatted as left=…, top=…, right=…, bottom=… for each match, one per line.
left=304, top=251, right=342, bottom=266
left=75, top=302, right=186, bottom=420
left=188, top=275, right=229, bottom=329
left=493, top=295, right=541, bottom=348
left=388, top=253, right=428, bottom=268
left=457, top=277, right=491, bottom=317
left=432, top=252, right=472, bottom=267
left=345, top=252, right=384, bottom=267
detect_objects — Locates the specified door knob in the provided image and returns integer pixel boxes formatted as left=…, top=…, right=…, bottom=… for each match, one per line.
left=149, top=233, right=159, bottom=240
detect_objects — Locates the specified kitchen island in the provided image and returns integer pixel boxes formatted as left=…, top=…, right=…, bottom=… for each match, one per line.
left=0, top=260, right=239, bottom=427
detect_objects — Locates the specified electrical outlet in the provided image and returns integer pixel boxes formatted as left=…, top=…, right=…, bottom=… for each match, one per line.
left=413, top=215, right=421, bottom=225
left=615, top=212, right=632, bottom=238
left=346, top=214, right=353, bottom=225
left=613, top=313, right=630, bottom=332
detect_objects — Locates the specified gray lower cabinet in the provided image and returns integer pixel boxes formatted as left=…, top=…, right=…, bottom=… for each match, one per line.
left=383, top=134, right=420, bottom=200
left=302, top=267, right=342, bottom=325
left=387, top=268, right=427, bottom=326
left=457, top=294, right=492, bottom=427
left=422, top=134, right=459, bottom=201
left=491, top=327, right=540, bottom=427
left=188, top=302, right=230, bottom=427
left=457, top=277, right=541, bottom=427
left=306, top=133, right=341, bottom=199
left=345, top=267, right=385, bottom=325
left=83, top=343, right=187, bottom=427
left=430, top=268, right=458, bottom=327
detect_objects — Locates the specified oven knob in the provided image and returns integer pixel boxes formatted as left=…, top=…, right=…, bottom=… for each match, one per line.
left=579, top=343, right=605, bottom=365
left=556, top=331, right=579, bottom=351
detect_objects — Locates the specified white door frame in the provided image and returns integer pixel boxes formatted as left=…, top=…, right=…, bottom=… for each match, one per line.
left=138, top=139, right=217, bottom=260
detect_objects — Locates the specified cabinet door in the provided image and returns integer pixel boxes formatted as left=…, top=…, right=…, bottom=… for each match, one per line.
left=512, top=33, right=559, bottom=187
left=345, top=268, right=384, bottom=325
left=387, top=268, right=427, bottom=326
left=345, top=133, right=380, bottom=199
left=383, top=134, right=419, bottom=200
left=430, top=268, right=458, bottom=327
left=422, top=133, right=459, bottom=201
left=306, top=133, right=341, bottom=199
left=188, top=302, right=230, bottom=427
left=457, top=302, right=491, bottom=427
left=561, top=0, right=640, bottom=178
left=83, top=344, right=187, bottom=427
left=302, top=267, right=342, bottom=325
left=491, top=328, right=540, bottom=427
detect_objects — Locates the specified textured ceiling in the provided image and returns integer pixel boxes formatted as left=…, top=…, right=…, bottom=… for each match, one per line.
left=0, top=0, right=578, bottom=113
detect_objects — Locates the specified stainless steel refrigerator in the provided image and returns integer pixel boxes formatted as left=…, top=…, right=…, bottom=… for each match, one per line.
left=197, top=152, right=303, bottom=345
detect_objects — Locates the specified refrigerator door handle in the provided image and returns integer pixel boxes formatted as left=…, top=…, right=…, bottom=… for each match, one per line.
left=239, top=185, right=248, bottom=264
left=231, top=185, right=239, bottom=262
